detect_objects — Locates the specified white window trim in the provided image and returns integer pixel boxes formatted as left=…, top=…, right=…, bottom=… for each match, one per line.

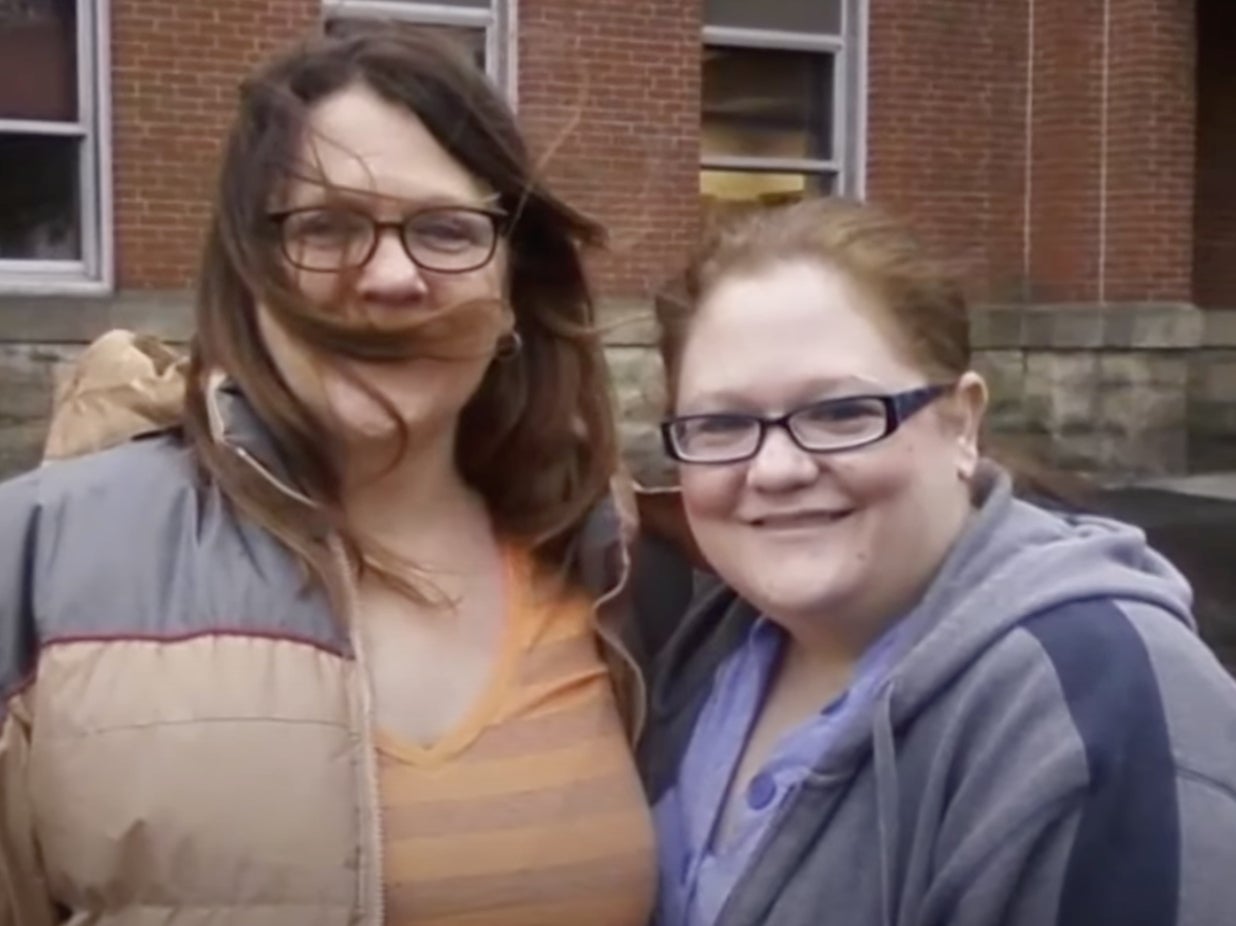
left=701, top=0, right=867, bottom=199
left=703, top=26, right=843, bottom=53
left=850, top=0, right=869, bottom=198
left=323, top=0, right=514, bottom=96
left=701, top=154, right=839, bottom=174
left=0, top=0, right=114, bottom=294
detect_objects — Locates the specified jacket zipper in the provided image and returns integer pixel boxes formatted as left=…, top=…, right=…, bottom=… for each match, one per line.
left=227, top=421, right=639, bottom=911
left=330, top=539, right=387, bottom=926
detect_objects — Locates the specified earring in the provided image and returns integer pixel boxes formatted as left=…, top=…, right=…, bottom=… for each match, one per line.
left=495, top=330, right=523, bottom=361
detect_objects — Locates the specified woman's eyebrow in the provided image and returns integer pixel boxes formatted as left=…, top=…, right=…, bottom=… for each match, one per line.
left=283, top=181, right=502, bottom=212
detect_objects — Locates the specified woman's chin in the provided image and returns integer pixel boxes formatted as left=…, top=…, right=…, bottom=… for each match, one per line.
left=742, top=571, right=857, bottom=628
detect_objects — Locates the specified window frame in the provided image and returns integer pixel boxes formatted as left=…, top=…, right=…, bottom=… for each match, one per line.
left=701, top=0, right=867, bottom=201
left=0, top=0, right=114, bottom=294
left=322, top=0, right=515, bottom=99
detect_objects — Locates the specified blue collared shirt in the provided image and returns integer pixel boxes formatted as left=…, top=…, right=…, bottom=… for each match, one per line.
left=653, top=617, right=906, bottom=926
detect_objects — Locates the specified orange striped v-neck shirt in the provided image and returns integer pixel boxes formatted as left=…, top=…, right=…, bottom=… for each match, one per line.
left=377, top=547, right=655, bottom=925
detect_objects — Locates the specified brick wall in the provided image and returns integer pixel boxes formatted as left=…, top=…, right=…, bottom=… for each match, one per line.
left=1028, top=0, right=1104, bottom=303
left=106, top=0, right=702, bottom=301
left=1104, top=0, right=1195, bottom=303
left=518, top=0, right=702, bottom=300
left=867, top=0, right=1197, bottom=308
left=1195, top=0, right=1236, bottom=308
left=111, top=0, right=320, bottom=289
left=866, top=0, right=1029, bottom=302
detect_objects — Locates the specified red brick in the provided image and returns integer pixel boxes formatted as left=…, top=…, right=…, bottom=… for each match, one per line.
left=111, top=0, right=319, bottom=289
left=95, top=0, right=1222, bottom=311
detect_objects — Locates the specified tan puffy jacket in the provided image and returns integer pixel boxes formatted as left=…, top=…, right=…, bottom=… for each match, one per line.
left=0, top=332, right=645, bottom=923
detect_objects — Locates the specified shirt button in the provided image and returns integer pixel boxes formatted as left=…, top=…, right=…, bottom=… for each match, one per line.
left=747, top=772, right=777, bottom=811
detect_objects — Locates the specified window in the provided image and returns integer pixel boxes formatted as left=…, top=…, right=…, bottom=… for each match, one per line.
left=323, top=0, right=511, bottom=91
left=0, top=0, right=111, bottom=291
left=701, top=0, right=864, bottom=215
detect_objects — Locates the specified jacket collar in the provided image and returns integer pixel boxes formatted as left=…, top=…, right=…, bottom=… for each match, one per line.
left=204, top=370, right=316, bottom=508
left=204, top=370, right=630, bottom=604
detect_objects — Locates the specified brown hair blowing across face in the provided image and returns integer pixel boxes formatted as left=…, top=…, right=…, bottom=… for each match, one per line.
left=185, top=25, right=617, bottom=594
left=655, top=197, right=1086, bottom=507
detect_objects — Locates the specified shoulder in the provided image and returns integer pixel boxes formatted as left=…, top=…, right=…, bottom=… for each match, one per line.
left=2, top=434, right=201, bottom=630
left=1, top=431, right=193, bottom=557
left=917, top=595, right=1233, bottom=788
left=0, top=462, right=41, bottom=528
left=26, top=429, right=194, bottom=504
left=920, top=600, right=1236, bottom=926
left=1015, top=600, right=1236, bottom=923
left=3, top=431, right=350, bottom=652
left=2, top=430, right=198, bottom=534
left=991, top=598, right=1236, bottom=805
left=0, top=430, right=193, bottom=515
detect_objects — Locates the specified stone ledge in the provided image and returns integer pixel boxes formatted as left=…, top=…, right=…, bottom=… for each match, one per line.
left=971, top=302, right=1203, bottom=351
left=601, top=300, right=1209, bottom=352
left=598, top=298, right=657, bottom=347
left=1200, top=309, right=1236, bottom=348
left=0, top=291, right=194, bottom=344
left=0, top=291, right=658, bottom=348
left=0, top=292, right=1210, bottom=356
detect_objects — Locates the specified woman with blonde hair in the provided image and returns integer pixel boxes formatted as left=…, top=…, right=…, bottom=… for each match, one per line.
left=635, top=197, right=1236, bottom=926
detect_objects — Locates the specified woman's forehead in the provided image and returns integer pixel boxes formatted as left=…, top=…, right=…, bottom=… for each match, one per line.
left=676, top=260, right=919, bottom=401
left=285, top=84, right=488, bottom=206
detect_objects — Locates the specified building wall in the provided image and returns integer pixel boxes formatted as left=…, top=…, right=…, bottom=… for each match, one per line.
left=1181, top=0, right=1236, bottom=471
left=112, top=0, right=321, bottom=289
left=1103, top=0, right=1195, bottom=304
left=519, top=0, right=701, bottom=300
left=1195, top=0, right=1236, bottom=310
left=850, top=0, right=1200, bottom=478
left=0, top=0, right=1233, bottom=485
left=867, top=0, right=1196, bottom=306
left=866, top=0, right=1029, bottom=301
left=110, top=0, right=702, bottom=299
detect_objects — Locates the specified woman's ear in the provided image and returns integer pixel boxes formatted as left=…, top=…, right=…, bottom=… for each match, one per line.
left=951, top=370, right=988, bottom=480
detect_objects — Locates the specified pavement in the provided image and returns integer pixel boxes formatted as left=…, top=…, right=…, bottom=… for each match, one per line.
left=1098, top=473, right=1236, bottom=672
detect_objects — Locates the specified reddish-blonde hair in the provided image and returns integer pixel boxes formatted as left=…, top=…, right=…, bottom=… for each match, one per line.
left=656, top=197, right=1085, bottom=505
left=657, top=197, right=969, bottom=405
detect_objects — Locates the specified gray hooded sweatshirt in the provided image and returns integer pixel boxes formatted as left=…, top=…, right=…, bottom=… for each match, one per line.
left=630, top=465, right=1236, bottom=926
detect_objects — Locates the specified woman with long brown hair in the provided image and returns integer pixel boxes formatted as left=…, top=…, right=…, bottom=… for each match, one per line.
left=0, top=27, right=654, bottom=923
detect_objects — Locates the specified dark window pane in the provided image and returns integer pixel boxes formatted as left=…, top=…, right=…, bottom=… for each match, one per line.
left=706, top=0, right=842, bottom=35
left=0, top=0, right=77, bottom=121
left=0, top=134, right=81, bottom=260
left=325, top=17, right=486, bottom=69
left=703, top=47, right=833, bottom=162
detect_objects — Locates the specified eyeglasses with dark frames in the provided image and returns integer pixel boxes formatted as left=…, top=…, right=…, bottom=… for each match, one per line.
left=661, top=384, right=953, bottom=465
left=267, top=204, right=507, bottom=274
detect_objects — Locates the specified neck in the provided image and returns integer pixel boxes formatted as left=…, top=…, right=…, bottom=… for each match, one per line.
left=778, top=613, right=874, bottom=672
left=337, top=424, right=486, bottom=550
